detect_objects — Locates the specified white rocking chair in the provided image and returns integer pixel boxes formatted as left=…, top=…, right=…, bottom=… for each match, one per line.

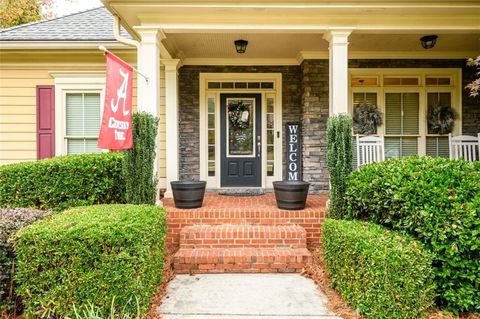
left=448, top=133, right=480, bottom=161
left=356, top=134, right=385, bottom=169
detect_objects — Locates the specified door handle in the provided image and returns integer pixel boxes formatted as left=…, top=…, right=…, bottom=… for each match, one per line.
left=257, top=142, right=261, bottom=157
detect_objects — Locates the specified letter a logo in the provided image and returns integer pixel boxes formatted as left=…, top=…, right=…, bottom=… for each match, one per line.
left=111, top=68, right=130, bottom=116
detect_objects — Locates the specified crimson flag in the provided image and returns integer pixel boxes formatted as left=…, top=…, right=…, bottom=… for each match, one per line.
left=98, top=51, right=133, bottom=150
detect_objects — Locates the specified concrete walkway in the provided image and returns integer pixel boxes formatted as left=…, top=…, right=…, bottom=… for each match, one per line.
left=159, top=274, right=341, bottom=319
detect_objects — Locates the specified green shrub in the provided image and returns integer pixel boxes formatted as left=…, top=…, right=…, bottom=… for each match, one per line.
left=322, top=219, right=435, bottom=319
left=13, top=204, right=166, bottom=318
left=326, top=114, right=353, bottom=218
left=345, top=156, right=480, bottom=313
left=0, top=153, right=125, bottom=211
left=0, top=208, right=53, bottom=314
left=123, top=112, right=159, bottom=204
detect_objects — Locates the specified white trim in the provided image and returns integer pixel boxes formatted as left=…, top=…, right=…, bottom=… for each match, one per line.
left=199, top=73, right=282, bottom=190
left=182, top=58, right=299, bottom=66
left=50, top=74, right=106, bottom=156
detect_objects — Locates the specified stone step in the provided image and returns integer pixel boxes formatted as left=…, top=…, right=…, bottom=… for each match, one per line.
left=180, top=224, right=307, bottom=249
left=174, top=247, right=312, bottom=274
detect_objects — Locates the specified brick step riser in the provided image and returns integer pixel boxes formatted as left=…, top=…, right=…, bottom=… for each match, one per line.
left=167, top=214, right=324, bottom=248
left=180, top=226, right=307, bottom=249
left=174, top=248, right=312, bottom=274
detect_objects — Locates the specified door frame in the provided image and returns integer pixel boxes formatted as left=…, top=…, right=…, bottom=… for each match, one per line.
left=199, top=73, right=283, bottom=190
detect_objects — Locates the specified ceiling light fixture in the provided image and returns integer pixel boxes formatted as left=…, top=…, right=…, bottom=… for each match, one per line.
left=234, top=39, right=248, bottom=54
left=420, top=35, right=438, bottom=49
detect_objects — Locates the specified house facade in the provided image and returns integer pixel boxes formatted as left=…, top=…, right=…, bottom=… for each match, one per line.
left=1, top=1, right=479, bottom=197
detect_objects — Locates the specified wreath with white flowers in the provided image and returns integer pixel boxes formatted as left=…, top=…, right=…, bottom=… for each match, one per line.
left=353, top=103, right=383, bottom=135
left=228, top=101, right=251, bottom=129
left=427, top=105, right=455, bottom=134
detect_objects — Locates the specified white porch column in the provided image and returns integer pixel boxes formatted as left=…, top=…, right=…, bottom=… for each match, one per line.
left=135, top=28, right=163, bottom=198
left=323, top=29, right=353, bottom=115
left=163, top=59, right=181, bottom=198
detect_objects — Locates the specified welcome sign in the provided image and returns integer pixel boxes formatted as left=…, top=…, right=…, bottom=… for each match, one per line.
left=285, top=122, right=302, bottom=181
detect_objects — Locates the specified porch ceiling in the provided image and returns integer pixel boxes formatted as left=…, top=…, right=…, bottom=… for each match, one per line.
left=162, top=32, right=480, bottom=60
left=101, top=0, right=480, bottom=61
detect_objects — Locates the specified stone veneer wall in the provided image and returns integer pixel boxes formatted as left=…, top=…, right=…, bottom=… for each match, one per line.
left=300, top=60, right=330, bottom=193
left=178, top=65, right=302, bottom=180
left=349, top=59, right=480, bottom=135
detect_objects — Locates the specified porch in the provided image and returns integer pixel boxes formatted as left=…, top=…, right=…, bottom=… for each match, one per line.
left=99, top=0, right=480, bottom=198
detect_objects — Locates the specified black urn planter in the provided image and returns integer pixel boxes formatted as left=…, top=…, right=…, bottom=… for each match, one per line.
left=170, top=180, right=207, bottom=209
left=273, top=181, right=310, bottom=210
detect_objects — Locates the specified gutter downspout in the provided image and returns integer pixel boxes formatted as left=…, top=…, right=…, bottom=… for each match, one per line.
left=113, top=14, right=139, bottom=49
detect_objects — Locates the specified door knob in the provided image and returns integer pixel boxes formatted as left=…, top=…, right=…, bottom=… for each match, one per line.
left=257, top=142, right=261, bottom=157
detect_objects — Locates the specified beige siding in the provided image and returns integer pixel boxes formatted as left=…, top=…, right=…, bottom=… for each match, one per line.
left=0, top=50, right=167, bottom=179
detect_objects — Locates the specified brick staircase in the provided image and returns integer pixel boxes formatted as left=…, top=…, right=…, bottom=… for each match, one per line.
left=174, top=224, right=312, bottom=274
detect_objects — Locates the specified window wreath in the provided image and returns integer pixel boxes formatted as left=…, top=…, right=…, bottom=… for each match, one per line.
left=353, top=103, right=383, bottom=135
left=228, top=100, right=250, bottom=129
left=427, top=105, right=455, bottom=134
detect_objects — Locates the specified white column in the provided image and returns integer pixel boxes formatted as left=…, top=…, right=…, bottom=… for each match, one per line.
left=323, top=29, right=352, bottom=115
left=135, top=28, right=163, bottom=199
left=163, top=59, right=181, bottom=198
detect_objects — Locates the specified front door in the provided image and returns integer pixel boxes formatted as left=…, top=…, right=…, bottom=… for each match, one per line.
left=220, top=94, right=262, bottom=187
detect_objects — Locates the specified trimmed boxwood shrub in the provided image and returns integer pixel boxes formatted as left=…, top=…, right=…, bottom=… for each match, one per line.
left=0, top=208, right=53, bottom=315
left=0, top=153, right=125, bottom=211
left=13, top=204, right=167, bottom=318
left=322, top=219, right=435, bottom=319
left=345, top=157, right=480, bottom=313
left=326, top=114, right=353, bottom=219
left=123, top=112, right=159, bottom=204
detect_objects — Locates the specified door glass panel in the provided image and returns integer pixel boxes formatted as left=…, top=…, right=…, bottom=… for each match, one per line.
left=227, top=98, right=255, bottom=156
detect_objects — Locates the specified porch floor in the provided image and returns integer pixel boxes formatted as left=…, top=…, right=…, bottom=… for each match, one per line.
left=162, top=192, right=328, bottom=214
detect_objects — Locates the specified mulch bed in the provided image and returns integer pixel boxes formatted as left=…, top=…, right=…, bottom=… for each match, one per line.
left=147, top=245, right=177, bottom=319
left=302, top=247, right=479, bottom=319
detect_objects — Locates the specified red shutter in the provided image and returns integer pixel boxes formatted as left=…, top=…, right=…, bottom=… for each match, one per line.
left=36, top=85, right=55, bottom=160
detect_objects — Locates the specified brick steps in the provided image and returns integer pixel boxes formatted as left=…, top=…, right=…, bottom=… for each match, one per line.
left=174, top=224, right=311, bottom=274
left=174, top=247, right=312, bottom=274
left=180, top=224, right=306, bottom=249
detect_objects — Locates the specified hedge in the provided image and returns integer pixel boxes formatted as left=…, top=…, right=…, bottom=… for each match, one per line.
left=0, top=208, right=53, bottom=314
left=0, top=153, right=125, bottom=211
left=13, top=204, right=167, bottom=318
left=345, top=157, right=480, bottom=313
left=322, top=219, right=435, bottom=319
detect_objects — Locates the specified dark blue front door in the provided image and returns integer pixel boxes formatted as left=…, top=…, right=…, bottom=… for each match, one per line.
left=220, top=93, right=262, bottom=187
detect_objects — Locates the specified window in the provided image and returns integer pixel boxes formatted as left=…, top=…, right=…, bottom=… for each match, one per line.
left=385, top=92, right=419, bottom=158
left=207, top=96, right=216, bottom=176
left=349, top=68, right=461, bottom=159
left=65, top=93, right=101, bottom=154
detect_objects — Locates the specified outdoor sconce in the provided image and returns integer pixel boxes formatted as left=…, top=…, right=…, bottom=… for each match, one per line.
left=420, top=35, right=438, bottom=49
left=234, top=39, right=248, bottom=54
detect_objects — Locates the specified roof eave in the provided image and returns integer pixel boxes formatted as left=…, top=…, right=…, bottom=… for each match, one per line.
left=0, top=41, right=136, bottom=50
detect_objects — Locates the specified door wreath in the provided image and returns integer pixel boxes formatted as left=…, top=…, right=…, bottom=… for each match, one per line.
left=228, top=101, right=251, bottom=129
left=427, top=105, right=455, bottom=134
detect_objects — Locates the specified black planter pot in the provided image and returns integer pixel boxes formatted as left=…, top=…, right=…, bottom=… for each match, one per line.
left=170, top=180, right=207, bottom=209
left=273, top=181, right=310, bottom=210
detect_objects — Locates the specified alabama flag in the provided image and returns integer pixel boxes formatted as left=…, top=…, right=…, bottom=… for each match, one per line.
left=97, top=51, right=133, bottom=150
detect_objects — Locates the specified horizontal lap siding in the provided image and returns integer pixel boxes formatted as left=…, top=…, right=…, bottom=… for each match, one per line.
left=0, top=60, right=168, bottom=168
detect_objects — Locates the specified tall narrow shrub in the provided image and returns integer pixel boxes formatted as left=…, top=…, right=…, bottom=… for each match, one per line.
left=326, top=114, right=353, bottom=219
left=122, top=112, right=159, bottom=204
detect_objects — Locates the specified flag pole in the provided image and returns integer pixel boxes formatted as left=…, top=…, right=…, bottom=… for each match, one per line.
left=99, top=45, right=149, bottom=84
